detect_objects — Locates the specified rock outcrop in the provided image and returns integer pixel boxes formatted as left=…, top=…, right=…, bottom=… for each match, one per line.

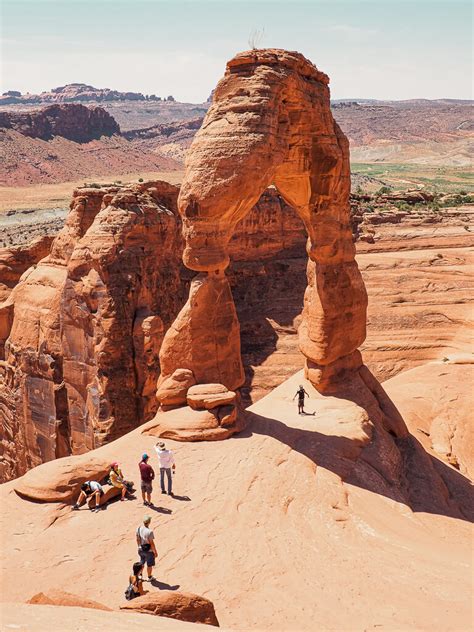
left=157, top=48, right=367, bottom=439
left=27, top=590, right=111, bottom=611
left=0, top=182, right=186, bottom=482
left=0, top=104, right=120, bottom=142
left=120, top=591, right=219, bottom=626
left=13, top=454, right=111, bottom=502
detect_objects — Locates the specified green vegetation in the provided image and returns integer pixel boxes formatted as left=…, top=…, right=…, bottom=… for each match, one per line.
left=351, top=162, right=474, bottom=193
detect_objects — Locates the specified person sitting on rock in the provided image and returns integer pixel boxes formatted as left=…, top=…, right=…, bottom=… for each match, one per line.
left=136, top=515, right=158, bottom=582
left=72, top=480, right=104, bottom=512
left=293, top=385, right=310, bottom=415
left=139, top=453, right=155, bottom=507
left=126, top=561, right=144, bottom=599
left=155, top=442, right=176, bottom=496
left=109, top=462, right=129, bottom=501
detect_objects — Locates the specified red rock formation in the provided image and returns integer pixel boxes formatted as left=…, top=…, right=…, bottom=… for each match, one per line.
left=120, top=591, right=219, bottom=626
left=0, top=182, right=186, bottom=481
left=0, top=104, right=120, bottom=142
left=158, top=48, right=368, bottom=440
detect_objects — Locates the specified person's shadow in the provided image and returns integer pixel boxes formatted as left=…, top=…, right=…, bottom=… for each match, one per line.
left=148, top=505, right=172, bottom=514
left=170, top=494, right=191, bottom=502
left=150, top=579, right=180, bottom=590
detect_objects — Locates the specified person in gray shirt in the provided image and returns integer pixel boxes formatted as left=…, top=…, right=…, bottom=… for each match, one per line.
left=136, top=515, right=158, bottom=581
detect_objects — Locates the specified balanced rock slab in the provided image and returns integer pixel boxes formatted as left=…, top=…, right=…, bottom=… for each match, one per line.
left=187, top=383, right=236, bottom=410
left=145, top=404, right=244, bottom=442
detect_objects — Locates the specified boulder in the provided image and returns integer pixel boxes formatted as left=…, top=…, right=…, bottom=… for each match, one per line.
left=27, top=589, right=111, bottom=611
left=187, top=384, right=236, bottom=410
left=14, top=455, right=110, bottom=502
left=120, top=590, right=219, bottom=627
left=88, top=483, right=123, bottom=508
left=157, top=369, right=196, bottom=407
left=145, top=405, right=241, bottom=442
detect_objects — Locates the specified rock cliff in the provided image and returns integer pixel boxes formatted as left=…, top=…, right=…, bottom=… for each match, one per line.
left=0, top=182, right=185, bottom=481
left=0, top=182, right=306, bottom=481
left=0, top=104, right=120, bottom=142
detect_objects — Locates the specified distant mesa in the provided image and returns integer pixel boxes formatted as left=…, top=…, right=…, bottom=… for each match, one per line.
left=0, top=103, right=120, bottom=143
left=0, top=83, right=175, bottom=105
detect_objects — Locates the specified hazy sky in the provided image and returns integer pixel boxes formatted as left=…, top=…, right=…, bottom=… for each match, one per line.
left=1, top=0, right=472, bottom=102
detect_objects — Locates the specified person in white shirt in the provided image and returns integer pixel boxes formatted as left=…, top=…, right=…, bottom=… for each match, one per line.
left=155, top=442, right=176, bottom=496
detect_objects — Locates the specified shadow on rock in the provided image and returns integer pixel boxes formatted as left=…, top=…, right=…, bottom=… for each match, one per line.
left=239, top=370, right=473, bottom=524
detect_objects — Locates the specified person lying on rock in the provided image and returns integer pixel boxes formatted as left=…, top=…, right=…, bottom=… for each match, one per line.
left=139, top=453, right=155, bottom=507
left=136, top=515, right=158, bottom=582
left=109, top=461, right=130, bottom=501
left=125, top=561, right=144, bottom=599
left=72, top=480, right=104, bottom=512
left=155, top=442, right=176, bottom=496
left=293, top=385, right=310, bottom=415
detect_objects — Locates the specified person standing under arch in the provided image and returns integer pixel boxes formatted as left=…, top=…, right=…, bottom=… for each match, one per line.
left=293, top=385, right=310, bottom=414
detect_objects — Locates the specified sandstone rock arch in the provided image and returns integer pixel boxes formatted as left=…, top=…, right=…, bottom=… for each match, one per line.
left=157, top=49, right=368, bottom=433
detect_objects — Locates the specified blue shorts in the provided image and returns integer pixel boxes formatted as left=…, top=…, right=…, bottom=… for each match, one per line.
left=138, top=547, right=155, bottom=567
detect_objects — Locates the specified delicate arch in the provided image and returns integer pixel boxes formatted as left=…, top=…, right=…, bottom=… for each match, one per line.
left=158, top=49, right=368, bottom=411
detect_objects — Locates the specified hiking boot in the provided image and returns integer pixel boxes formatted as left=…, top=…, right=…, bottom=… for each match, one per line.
left=161, top=490, right=167, bottom=494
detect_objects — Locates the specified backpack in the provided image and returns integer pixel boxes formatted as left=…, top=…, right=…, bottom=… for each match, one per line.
left=125, top=582, right=138, bottom=601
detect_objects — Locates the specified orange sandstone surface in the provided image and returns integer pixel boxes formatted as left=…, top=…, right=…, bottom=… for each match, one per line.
left=0, top=363, right=472, bottom=631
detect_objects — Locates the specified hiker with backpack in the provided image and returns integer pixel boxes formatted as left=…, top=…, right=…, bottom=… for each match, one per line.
left=125, top=561, right=144, bottom=600
left=139, top=453, right=155, bottom=507
left=293, top=384, right=310, bottom=414
left=136, top=515, right=158, bottom=581
left=72, top=480, right=104, bottom=512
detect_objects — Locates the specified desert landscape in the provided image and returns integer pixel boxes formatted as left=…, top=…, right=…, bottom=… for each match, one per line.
left=0, top=1, right=473, bottom=629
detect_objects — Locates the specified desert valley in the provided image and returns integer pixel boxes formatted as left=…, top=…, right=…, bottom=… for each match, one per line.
left=0, top=24, right=473, bottom=632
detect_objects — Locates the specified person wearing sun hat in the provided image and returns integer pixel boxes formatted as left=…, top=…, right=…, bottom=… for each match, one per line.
left=136, top=515, right=157, bottom=581
left=138, top=453, right=155, bottom=507
left=155, top=441, right=176, bottom=496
